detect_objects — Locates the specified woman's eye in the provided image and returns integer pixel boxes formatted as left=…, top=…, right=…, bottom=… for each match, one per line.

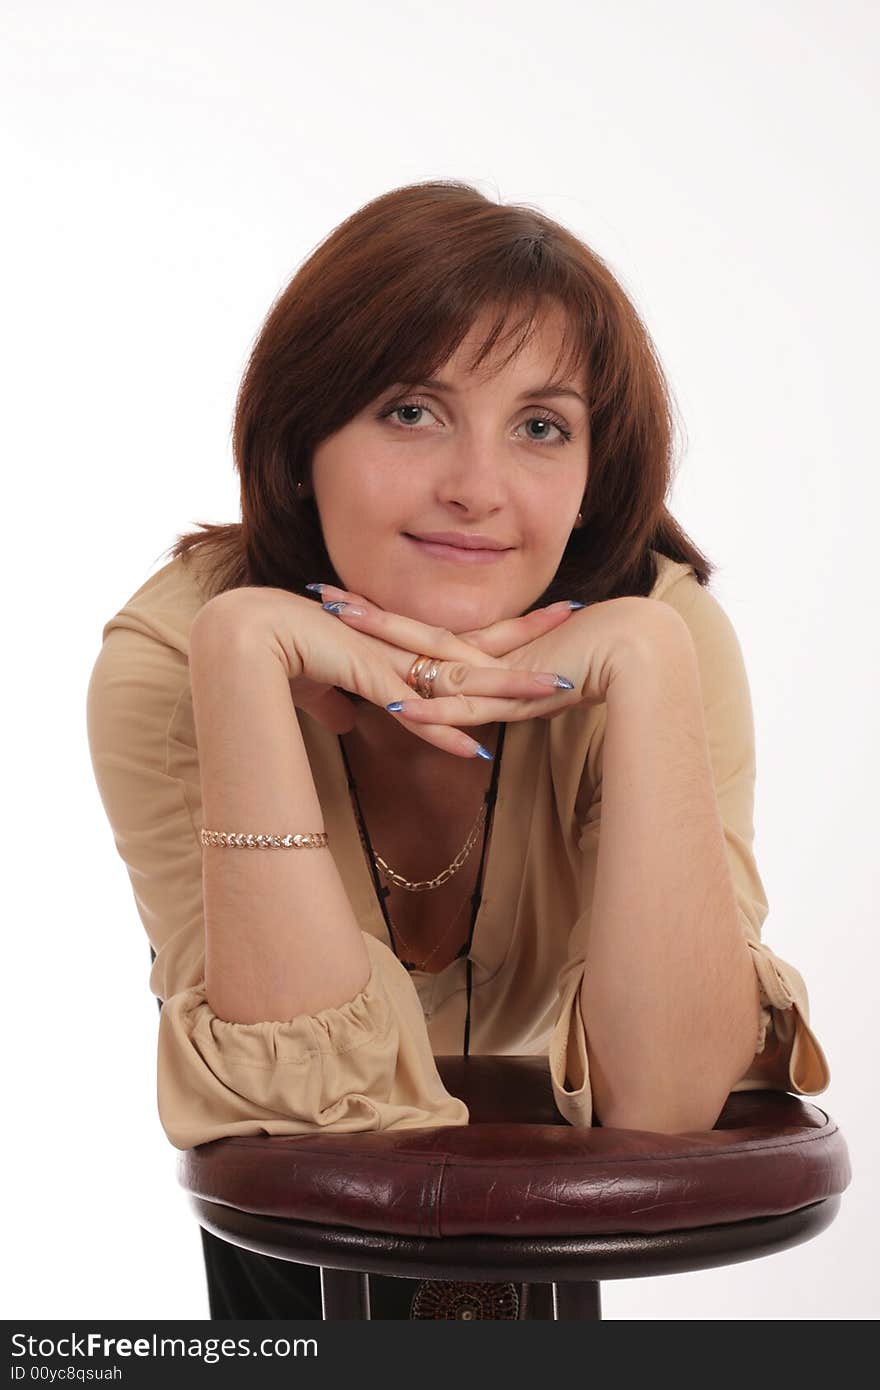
left=376, top=398, right=572, bottom=444
left=520, top=416, right=572, bottom=444
left=382, top=402, right=438, bottom=429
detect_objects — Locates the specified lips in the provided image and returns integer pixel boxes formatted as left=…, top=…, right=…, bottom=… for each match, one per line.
left=411, top=532, right=511, bottom=551
left=404, top=535, right=513, bottom=565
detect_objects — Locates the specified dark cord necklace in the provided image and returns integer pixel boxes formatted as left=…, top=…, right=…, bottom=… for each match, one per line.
left=337, top=723, right=506, bottom=1059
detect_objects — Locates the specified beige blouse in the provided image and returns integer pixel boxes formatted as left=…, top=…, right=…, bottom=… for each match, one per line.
left=85, top=548, right=832, bottom=1150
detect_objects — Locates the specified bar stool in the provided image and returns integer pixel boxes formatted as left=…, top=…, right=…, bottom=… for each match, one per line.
left=176, top=1053, right=851, bottom=1320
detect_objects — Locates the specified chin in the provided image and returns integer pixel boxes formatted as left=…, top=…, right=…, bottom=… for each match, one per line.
left=419, top=600, right=498, bottom=628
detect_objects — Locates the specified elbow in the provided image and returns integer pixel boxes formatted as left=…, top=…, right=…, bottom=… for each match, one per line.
left=585, top=1006, right=759, bottom=1136
left=588, top=1055, right=729, bottom=1134
left=593, top=1094, right=726, bottom=1135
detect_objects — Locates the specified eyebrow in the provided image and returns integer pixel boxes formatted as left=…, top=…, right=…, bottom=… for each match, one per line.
left=402, top=377, right=588, bottom=408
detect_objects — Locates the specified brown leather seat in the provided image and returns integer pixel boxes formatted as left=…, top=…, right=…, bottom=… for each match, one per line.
left=178, top=1055, right=851, bottom=1320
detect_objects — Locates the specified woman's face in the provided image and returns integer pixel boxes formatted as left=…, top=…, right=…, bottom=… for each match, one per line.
left=310, top=304, right=590, bottom=633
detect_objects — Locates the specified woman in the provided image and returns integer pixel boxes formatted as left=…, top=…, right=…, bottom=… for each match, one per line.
left=86, top=179, right=831, bottom=1319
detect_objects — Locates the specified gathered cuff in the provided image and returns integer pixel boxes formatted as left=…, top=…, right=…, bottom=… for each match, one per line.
left=545, top=935, right=832, bottom=1130
left=548, top=970, right=594, bottom=1129
left=157, top=931, right=470, bottom=1149
left=733, top=940, right=832, bottom=1096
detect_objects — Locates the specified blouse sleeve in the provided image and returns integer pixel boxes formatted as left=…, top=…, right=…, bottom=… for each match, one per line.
left=548, top=576, right=832, bottom=1128
left=86, top=611, right=469, bottom=1150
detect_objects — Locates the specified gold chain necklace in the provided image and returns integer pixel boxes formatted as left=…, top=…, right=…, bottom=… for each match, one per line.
left=373, top=800, right=488, bottom=891
left=347, top=785, right=491, bottom=972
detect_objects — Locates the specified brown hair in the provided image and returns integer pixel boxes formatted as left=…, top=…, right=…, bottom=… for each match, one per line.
left=163, top=178, right=714, bottom=606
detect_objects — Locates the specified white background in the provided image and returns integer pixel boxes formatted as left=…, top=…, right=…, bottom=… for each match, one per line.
left=3, top=0, right=875, bottom=1321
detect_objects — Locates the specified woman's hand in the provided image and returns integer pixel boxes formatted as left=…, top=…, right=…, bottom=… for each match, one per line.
left=188, top=584, right=583, bottom=760
left=311, top=583, right=664, bottom=730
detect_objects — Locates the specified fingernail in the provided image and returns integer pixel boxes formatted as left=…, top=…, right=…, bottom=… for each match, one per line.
left=567, top=600, right=586, bottom=609
left=323, top=601, right=366, bottom=616
left=305, top=583, right=325, bottom=592
left=474, top=743, right=494, bottom=760
left=533, top=673, right=575, bottom=689
left=386, top=701, right=405, bottom=712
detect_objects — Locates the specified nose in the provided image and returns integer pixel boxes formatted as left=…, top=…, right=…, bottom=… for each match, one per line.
left=433, top=434, right=510, bottom=515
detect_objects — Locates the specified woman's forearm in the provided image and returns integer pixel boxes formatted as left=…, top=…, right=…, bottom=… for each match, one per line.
left=580, top=612, right=762, bottom=1133
left=189, top=615, right=370, bottom=1024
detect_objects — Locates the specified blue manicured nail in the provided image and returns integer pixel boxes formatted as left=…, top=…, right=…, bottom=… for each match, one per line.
left=567, top=600, right=586, bottom=609
left=325, top=601, right=366, bottom=616
left=474, top=744, right=494, bottom=760
left=305, top=582, right=325, bottom=592
left=386, top=701, right=404, bottom=712
left=554, top=675, right=575, bottom=690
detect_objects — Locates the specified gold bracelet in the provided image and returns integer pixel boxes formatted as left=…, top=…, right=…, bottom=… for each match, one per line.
left=200, top=828, right=329, bottom=849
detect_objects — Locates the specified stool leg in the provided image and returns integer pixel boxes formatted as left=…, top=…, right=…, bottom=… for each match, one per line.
left=553, top=1281, right=602, bottom=1320
left=320, top=1267, right=370, bottom=1319
left=523, top=1283, right=555, bottom=1319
